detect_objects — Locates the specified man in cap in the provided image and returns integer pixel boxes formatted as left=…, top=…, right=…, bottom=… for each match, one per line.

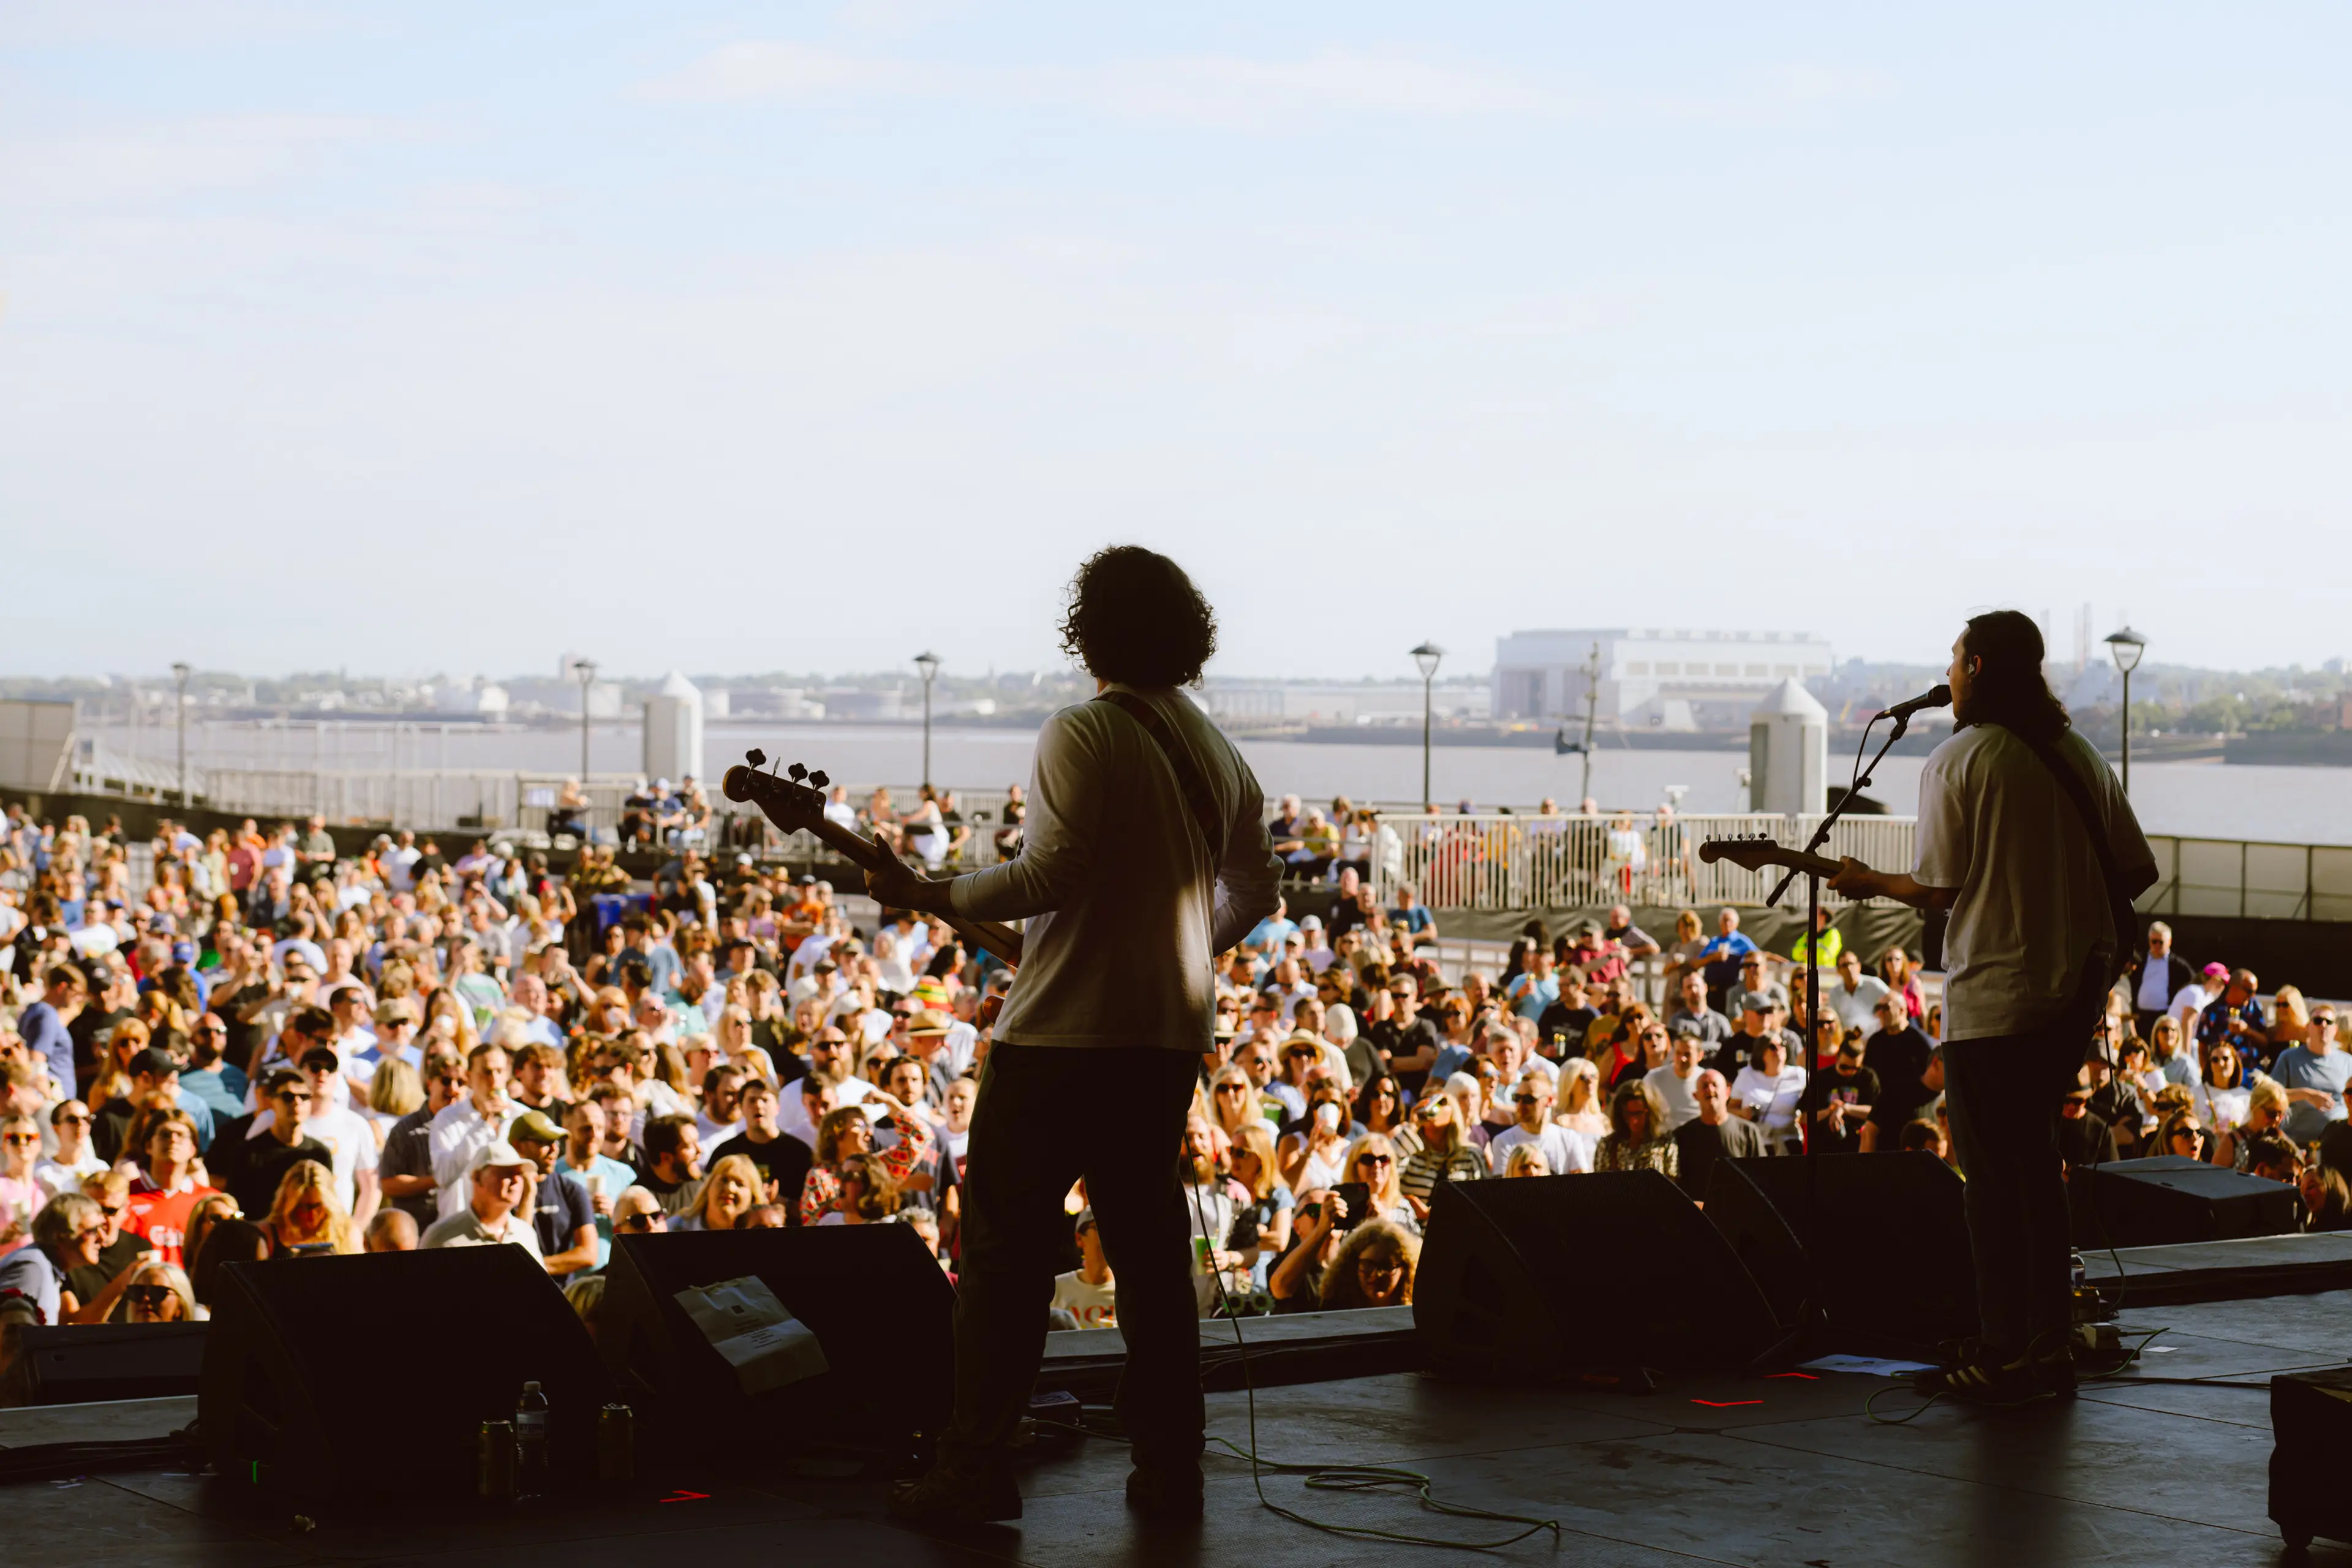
left=509, top=1111, right=598, bottom=1273
left=422, top=1140, right=543, bottom=1257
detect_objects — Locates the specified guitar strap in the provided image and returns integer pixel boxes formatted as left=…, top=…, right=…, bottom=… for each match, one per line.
left=2002, top=723, right=2138, bottom=992
left=1091, top=690, right=1227, bottom=865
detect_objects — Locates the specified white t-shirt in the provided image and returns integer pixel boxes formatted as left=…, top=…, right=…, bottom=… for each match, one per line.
left=250, top=1102, right=375, bottom=1213
left=1827, top=976, right=1891, bottom=1033
left=1730, top=1063, right=1809, bottom=1137
left=948, top=686, right=1284, bottom=1054
left=1487, top=1121, right=1590, bottom=1175
left=1643, top=1064, right=1702, bottom=1131
left=1052, top=1270, right=1118, bottom=1328
left=2171, top=983, right=2217, bottom=1034
left=1913, top=725, right=2153, bottom=1042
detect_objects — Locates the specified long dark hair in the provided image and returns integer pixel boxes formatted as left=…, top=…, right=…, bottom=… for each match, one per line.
left=1959, top=610, right=2070, bottom=745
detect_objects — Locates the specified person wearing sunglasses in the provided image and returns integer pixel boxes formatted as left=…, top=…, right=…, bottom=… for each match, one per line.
left=2272, top=1008, right=2351, bottom=1147
left=0, top=1115, right=45, bottom=1257
left=0, top=1192, right=153, bottom=1325
left=1486, top=1072, right=1589, bottom=1177
left=111, top=1259, right=196, bottom=1324
left=34, top=1102, right=107, bottom=1202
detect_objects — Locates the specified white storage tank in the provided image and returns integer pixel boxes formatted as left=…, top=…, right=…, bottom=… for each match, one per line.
left=643, top=671, right=706, bottom=787
left=1748, top=679, right=1827, bottom=814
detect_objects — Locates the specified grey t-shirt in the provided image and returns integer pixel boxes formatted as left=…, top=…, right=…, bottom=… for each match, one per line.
left=2272, top=1046, right=2352, bottom=1144
left=1914, top=725, right=2153, bottom=1042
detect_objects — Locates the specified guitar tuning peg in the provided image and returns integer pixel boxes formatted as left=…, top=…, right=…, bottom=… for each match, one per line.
left=786, top=763, right=806, bottom=782
left=808, top=770, right=829, bottom=790
left=744, top=748, right=766, bottom=769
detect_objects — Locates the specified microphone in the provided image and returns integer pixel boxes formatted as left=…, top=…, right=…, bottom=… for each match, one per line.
left=1879, top=684, right=1951, bottom=722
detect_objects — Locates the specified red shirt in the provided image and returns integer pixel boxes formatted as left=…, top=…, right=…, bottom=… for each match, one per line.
left=124, top=1174, right=221, bottom=1267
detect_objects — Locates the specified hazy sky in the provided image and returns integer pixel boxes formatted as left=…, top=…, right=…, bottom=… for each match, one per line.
left=6, top=4, right=2348, bottom=682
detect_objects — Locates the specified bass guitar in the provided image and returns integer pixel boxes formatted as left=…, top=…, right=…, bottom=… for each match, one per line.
left=1696, top=835, right=1849, bottom=882
left=720, top=752, right=1024, bottom=969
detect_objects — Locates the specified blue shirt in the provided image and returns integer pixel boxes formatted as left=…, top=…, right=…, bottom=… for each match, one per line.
left=17, top=1001, right=75, bottom=1101
left=554, top=1153, right=639, bottom=1268
left=1506, top=973, right=1560, bottom=1022
left=1245, top=916, right=1298, bottom=952
left=1428, top=1042, right=1475, bottom=1084
left=179, top=1065, right=248, bottom=1126
left=1393, top=904, right=1434, bottom=936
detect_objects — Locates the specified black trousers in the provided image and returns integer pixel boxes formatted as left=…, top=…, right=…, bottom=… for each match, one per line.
left=1942, top=984, right=2103, bottom=1355
left=943, top=1042, right=1204, bottom=1471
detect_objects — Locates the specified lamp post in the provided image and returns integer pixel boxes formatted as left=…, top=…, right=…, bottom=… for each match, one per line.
left=2104, top=627, right=2147, bottom=794
left=171, top=662, right=191, bottom=808
left=571, top=657, right=598, bottom=781
left=913, top=651, right=941, bottom=789
left=1411, top=642, right=1444, bottom=810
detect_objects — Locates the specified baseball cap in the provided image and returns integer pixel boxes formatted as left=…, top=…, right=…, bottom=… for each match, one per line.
left=509, top=1110, right=564, bottom=1145
left=2202, top=962, right=2229, bottom=979
left=171, top=940, right=197, bottom=965
left=467, top=1140, right=533, bottom=1175
left=128, top=1046, right=178, bottom=1079
left=1073, top=1206, right=1098, bottom=1235
left=1298, top=914, right=1324, bottom=931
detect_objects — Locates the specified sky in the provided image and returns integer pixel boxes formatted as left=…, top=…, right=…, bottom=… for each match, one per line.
left=4, top=3, right=2349, bottom=683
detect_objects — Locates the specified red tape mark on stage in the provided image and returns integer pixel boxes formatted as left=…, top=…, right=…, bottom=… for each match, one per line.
left=1690, top=1400, right=1763, bottom=1408
left=660, top=1491, right=711, bottom=1503
left=1769, top=1372, right=1820, bottom=1380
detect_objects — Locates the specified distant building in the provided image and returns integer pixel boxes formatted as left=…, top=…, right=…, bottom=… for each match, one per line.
left=1493, top=629, right=1834, bottom=731
left=1195, top=681, right=1490, bottom=725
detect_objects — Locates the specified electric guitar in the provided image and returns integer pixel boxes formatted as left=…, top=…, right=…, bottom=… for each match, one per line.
left=720, top=752, right=1024, bottom=969
left=1697, top=835, right=1850, bottom=881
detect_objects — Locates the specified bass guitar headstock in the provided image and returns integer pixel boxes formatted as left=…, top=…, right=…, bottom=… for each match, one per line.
left=721, top=750, right=831, bottom=837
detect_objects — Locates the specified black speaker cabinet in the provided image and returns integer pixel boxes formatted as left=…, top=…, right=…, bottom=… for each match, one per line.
left=1706, top=1152, right=1978, bottom=1353
left=2271, top=1367, right=2352, bottom=1548
left=1414, top=1170, right=1782, bottom=1377
left=598, top=1224, right=954, bottom=1452
left=0, top=1321, right=206, bottom=1407
left=2071, top=1155, right=2299, bottom=1248
left=198, top=1248, right=606, bottom=1498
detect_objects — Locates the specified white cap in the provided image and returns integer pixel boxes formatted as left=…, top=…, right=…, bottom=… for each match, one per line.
left=468, top=1140, right=533, bottom=1176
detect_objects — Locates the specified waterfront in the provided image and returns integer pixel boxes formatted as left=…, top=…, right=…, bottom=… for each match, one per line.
left=90, top=719, right=2352, bottom=845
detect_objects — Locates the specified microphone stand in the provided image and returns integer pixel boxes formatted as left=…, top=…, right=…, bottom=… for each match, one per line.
left=1761, top=706, right=1916, bottom=1352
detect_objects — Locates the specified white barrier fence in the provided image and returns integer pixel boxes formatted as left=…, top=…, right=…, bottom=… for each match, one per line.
left=1368, top=812, right=1920, bottom=912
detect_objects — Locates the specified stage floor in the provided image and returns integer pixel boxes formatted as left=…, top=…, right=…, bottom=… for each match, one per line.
left=9, top=1287, right=2352, bottom=1567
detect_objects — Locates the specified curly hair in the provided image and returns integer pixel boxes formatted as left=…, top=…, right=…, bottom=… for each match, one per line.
left=1057, top=545, right=1218, bottom=687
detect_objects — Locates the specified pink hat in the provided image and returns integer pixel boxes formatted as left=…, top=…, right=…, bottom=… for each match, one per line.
left=2201, top=962, right=2228, bottom=979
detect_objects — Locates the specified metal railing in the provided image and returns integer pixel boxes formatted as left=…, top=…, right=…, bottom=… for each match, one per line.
left=1367, top=812, right=1918, bottom=912
left=2140, top=836, right=2352, bottom=922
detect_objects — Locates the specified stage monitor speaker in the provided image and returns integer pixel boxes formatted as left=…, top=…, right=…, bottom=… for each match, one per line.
left=1413, top=1170, right=1782, bottom=1378
left=1705, top=1153, right=1978, bottom=1353
left=2270, top=1366, right=2352, bottom=1548
left=198, top=1248, right=607, bottom=1499
left=2071, top=1155, right=2299, bottom=1248
left=598, top=1225, right=954, bottom=1452
left=0, top=1322, right=207, bottom=1408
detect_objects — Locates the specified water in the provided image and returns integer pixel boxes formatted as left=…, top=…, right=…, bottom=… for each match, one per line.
left=101, top=720, right=2352, bottom=845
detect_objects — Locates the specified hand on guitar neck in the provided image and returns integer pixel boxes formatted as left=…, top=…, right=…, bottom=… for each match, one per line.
left=1696, top=837, right=1951, bottom=910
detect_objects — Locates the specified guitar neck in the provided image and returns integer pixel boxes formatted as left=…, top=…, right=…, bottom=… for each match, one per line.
left=805, top=816, right=1026, bottom=969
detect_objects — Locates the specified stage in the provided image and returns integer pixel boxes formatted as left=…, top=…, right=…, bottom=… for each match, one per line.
left=7, top=1284, right=2351, bottom=1567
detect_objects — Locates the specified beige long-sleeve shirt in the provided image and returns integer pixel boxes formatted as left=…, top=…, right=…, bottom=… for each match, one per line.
left=949, top=684, right=1282, bottom=1052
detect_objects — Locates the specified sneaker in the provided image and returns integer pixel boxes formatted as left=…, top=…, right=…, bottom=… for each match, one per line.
left=1125, top=1463, right=1205, bottom=1521
left=1908, top=1354, right=2049, bottom=1408
left=888, top=1463, right=1023, bottom=1528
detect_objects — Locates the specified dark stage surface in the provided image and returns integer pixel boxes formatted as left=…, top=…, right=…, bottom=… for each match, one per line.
left=9, top=1287, right=2352, bottom=1567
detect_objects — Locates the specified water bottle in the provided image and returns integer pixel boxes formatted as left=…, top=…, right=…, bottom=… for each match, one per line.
left=514, top=1381, right=550, bottom=1497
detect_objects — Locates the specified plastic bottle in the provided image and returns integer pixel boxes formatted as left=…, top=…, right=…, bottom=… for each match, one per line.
left=514, top=1381, right=550, bottom=1497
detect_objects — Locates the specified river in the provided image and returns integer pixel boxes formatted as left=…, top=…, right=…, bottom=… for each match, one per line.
left=99, top=720, right=2352, bottom=846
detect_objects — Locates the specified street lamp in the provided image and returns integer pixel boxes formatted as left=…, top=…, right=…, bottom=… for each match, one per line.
left=171, top=663, right=191, bottom=808
left=913, top=651, right=942, bottom=789
left=1411, top=642, right=1444, bottom=810
left=571, top=657, right=598, bottom=782
left=2104, top=627, right=2147, bottom=794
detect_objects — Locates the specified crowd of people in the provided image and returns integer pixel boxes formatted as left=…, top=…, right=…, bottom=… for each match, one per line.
left=0, top=797, right=2346, bottom=1365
